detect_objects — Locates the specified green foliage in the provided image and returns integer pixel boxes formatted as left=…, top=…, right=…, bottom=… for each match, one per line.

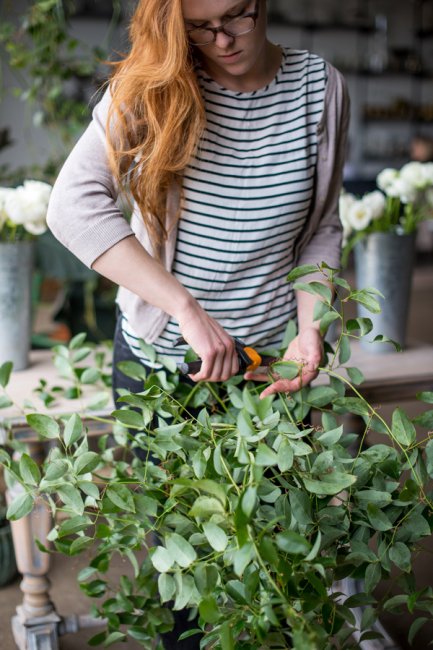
left=0, top=0, right=122, bottom=180
left=1, top=264, right=433, bottom=648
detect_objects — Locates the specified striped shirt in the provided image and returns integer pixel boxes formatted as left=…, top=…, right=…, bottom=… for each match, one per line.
left=122, top=48, right=327, bottom=365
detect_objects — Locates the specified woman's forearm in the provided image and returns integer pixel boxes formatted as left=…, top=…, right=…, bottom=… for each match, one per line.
left=92, top=235, right=197, bottom=322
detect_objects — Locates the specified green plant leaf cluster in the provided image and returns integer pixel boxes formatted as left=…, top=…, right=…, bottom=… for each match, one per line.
left=1, top=264, right=433, bottom=649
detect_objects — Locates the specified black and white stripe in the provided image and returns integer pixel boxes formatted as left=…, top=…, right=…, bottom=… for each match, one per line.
left=123, top=49, right=327, bottom=363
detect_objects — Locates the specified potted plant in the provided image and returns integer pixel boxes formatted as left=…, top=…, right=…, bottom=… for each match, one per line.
left=0, top=180, right=52, bottom=370
left=339, top=161, right=433, bottom=352
left=1, top=264, right=433, bottom=649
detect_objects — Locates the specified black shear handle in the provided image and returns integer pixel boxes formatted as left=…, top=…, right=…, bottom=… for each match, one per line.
left=177, top=360, right=203, bottom=375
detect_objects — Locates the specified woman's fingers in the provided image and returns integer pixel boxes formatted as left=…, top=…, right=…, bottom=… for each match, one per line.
left=179, top=310, right=238, bottom=382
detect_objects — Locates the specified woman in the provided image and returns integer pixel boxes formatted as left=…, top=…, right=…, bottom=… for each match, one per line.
left=47, top=1, right=349, bottom=645
left=47, top=0, right=349, bottom=402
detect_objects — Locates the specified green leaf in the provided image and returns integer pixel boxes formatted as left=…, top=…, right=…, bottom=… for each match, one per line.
left=199, top=596, right=220, bottom=624
left=391, top=408, right=416, bottom=447
left=233, top=542, right=254, bottom=576
left=57, top=485, right=85, bottom=515
left=389, top=542, right=411, bottom=572
left=287, top=264, right=319, bottom=282
left=44, top=460, right=69, bottom=482
left=151, top=546, right=174, bottom=573
left=0, top=361, right=13, bottom=388
left=276, top=530, right=311, bottom=555
left=74, top=452, right=100, bottom=476
left=63, top=413, right=83, bottom=447
left=346, top=317, right=373, bottom=337
left=80, top=368, right=100, bottom=384
left=103, top=632, right=126, bottom=647
left=426, top=440, right=433, bottom=478
left=356, top=490, right=392, bottom=508
left=255, top=444, right=278, bottom=466
left=364, top=563, right=382, bottom=593
left=413, top=409, right=433, bottom=429
left=194, top=564, right=219, bottom=595
left=173, top=573, right=195, bottom=610
left=367, top=504, right=393, bottom=531
left=306, top=386, right=337, bottom=408
left=240, top=486, right=257, bottom=519
left=0, top=395, right=12, bottom=409
left=408, top=617, right=428, bottom=645
left=69, top=332, right=87, bottom=349
left=270, top=360, right=300, bottom=380
left=115, top=360, right=147, bottom=381
left=26, top=413, right=60, bottom=439
left=338, top=335, right=351, bottom=364
left=158, top=572, right=176, bottom=602
left=315, top=425, right=343, bottom=447
left=77, top=481, right=100, bottom=500
left=7, top=492, right=34, bottom=520
left=293, top=281, right=332, bottom=304
left=277, top=438, right=294, bottom=472
left=19, top=454, right=41, bottom=486
left=416, top=391, right=433, bottom=404
left=112, top=409, right=144, bottom=429
left=333, top=397, right=370, bottom=416
left=219, top=621, right=235, bottom=650
left=166, top=533, right=197, bottom=568
left=303, top=472, right=357, bottom=495
left=350, top=289, right=382, bottom=313
left=189, top=496, right=225, bottom=518
left=346, top=367, right=365, bottom=385
left=319, top=311, right=340, bottom=336
left=202, top=522, right=228, bottom=552
left=106, top=484, right=135, bottom=513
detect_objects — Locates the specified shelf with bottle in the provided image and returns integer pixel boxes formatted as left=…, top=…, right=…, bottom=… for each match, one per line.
left=362, top=99, right=433, bottom=124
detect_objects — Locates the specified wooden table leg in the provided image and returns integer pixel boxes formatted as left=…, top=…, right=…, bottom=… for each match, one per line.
left=7, top=441, right=61, bottom=650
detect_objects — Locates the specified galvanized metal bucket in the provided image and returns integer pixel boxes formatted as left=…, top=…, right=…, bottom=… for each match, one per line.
left=354, top=231, right=415, bottom=353
left=0, top=241, right=34, bottom=371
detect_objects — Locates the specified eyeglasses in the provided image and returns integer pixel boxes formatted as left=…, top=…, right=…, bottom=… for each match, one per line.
left=186, top=0, right=260, bottom=46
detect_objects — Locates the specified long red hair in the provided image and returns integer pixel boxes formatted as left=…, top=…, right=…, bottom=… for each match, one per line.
left=106, top=0, right=205, bottom=249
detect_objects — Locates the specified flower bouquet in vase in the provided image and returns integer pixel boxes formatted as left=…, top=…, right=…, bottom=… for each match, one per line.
left=339, top=162, right=433, bottom=352
left=0, top=180, right=52, bottom=370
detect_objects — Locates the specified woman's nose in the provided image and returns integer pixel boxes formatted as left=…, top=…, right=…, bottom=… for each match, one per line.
left=214, top=29, right=235, bottom=49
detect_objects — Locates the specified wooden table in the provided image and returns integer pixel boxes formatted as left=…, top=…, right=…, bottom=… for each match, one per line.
left=2, top=343, right=433, bottom=649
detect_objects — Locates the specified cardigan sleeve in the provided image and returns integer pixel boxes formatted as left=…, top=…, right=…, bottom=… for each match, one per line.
left=295, top=63, right=350, bottom=272
left=46, top=88, right=134, bottom=269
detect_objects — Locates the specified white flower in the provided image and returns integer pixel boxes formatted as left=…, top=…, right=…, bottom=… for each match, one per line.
left=422, top=163, right=433, bottom=185
left=4, top=180, right=52, bottom=235
left=362, top=190, right=386, bottom=220
left=347, top=200, right=374, bottom=231
left=376, top=168, right=399, bottom=193
left=386, top=177, right=417, bottom=204
left=339, top=192, right=356, bottom=244
left=400, top=161, right=431, bottom=190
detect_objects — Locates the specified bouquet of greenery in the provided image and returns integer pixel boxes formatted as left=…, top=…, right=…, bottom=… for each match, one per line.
left=1, top=265, right=433, bottom=649
left=339, top=162, right=433, bottom=265
left=0, top=180, right=52, bottom=241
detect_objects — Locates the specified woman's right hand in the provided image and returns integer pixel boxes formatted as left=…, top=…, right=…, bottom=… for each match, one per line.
left=177, top=303, right=239, bottom=382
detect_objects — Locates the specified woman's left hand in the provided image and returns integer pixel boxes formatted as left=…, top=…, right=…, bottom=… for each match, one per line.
left=243, top=327, right=323, bottom=399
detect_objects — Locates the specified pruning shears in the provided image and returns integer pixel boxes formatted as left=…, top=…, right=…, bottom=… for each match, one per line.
left=174, top=336, right=277, bottom=375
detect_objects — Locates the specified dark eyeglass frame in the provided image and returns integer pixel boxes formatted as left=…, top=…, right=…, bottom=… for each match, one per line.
left=186, top=0, right=260, bottom=46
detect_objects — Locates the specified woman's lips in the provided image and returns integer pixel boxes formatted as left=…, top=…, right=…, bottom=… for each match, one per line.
left=219, top=50, right=242, bottom=62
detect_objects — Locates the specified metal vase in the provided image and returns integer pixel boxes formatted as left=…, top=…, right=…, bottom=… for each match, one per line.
left=0, top=241, right=34, bottom=371
left=354, top=231, right=415, bottom=353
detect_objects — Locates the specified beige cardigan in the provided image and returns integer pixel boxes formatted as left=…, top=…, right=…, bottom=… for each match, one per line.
left=47, top=61, right=350, bottom=343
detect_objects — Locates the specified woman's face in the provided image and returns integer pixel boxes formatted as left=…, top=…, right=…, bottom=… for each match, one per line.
left=181, top=0, right=270, bottom=89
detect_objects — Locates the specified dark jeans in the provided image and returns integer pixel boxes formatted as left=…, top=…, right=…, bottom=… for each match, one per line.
left=112, top=314, right=201, bottom=650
